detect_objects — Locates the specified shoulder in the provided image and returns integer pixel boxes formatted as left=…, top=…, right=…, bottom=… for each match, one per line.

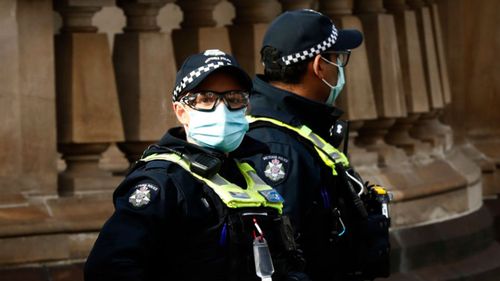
left=246, top=124, right=318, bottom=162
left=243, top=127, right=324, bottom=187
left=248, top=124, right=304, bottom=147
left=113, top=158, right=195, bottom=210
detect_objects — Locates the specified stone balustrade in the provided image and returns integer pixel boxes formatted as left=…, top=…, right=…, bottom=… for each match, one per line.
left=0, top=0, right=499, bottom=279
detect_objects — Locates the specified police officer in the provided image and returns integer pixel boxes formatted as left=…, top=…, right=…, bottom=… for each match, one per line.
left=240, top=10, right=391, bottom=281
left=84, top=49, right=309, bottom=281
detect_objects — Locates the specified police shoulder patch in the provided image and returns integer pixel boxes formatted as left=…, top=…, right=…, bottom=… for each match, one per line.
left=261, top=154, right=290, bottom=186
left=128, top=183, right=159, bottom=208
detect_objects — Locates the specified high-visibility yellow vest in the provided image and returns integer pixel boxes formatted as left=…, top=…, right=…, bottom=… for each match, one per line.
left=141, top=153, right=284, bottom=213
left=247, top=115, right=350, bottom=176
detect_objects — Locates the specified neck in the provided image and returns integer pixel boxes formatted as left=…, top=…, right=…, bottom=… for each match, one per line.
left=269, top=81, right=306, bottom=96
left=269, top=79, right=327, bottom=103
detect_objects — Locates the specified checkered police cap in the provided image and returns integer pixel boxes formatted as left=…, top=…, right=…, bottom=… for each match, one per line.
left=262, top=9, right=363, bottom=67
left=172, top=49, right=252, bottom=101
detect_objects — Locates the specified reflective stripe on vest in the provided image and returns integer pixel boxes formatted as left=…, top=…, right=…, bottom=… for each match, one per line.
left=247, top=115, right=350, bottom=176
left=141, top=153, right=283, bottom=213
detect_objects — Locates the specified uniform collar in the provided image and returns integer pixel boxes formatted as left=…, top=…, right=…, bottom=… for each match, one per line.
left=152, top=127, right=269, bottom=160
left=250, top=75, right=343, bottom=139
left=145, top=127, right=266, bottom=188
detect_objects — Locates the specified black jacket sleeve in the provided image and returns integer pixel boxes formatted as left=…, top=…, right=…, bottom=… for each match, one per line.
left=84, top=176, right=178, bottom=281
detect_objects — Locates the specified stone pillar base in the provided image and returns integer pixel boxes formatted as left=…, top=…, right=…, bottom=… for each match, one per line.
left=58, top=143, right=122, bottom=196
left=58, top=175, right=123, bottom=197
left=357, top=119, right=409, bottom=167
left=386, top=115, right=433, bottom=156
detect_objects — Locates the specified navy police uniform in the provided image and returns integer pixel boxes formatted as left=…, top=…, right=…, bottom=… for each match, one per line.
left=84, top=49, right=312, bottom=281
left=84, top=128, right=308, bottom=281
left=241, top=76, right=390, bottom=281
left=241, top=76, right=346, bottom=280
left=241, top=9, right=391, bottom=281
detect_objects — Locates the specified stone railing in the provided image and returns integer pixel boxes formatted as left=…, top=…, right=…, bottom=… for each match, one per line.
left=0, top=0, right=499, bottom=279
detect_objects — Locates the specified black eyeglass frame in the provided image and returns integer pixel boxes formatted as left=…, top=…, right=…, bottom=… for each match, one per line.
left=179, top=90, right=250, bottom=112
left=320, top=50, right=352, bottom=67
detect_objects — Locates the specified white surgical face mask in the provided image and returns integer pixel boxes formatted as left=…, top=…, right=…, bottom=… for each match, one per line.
left=186, top=104, right=249, bottom=153
left=320, top=56, right=346, bottom=106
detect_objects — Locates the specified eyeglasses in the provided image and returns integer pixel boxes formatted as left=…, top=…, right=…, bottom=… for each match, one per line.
left=321, top=50, right=351, bottom=67
left=180, top=90, right=250, bottom=112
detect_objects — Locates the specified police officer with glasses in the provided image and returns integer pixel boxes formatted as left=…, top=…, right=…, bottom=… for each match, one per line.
left=84, top=49, right=310, bottom=281
left=241, top=10, right=392, bottom=281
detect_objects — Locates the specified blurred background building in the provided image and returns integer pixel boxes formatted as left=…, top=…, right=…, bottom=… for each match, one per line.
left=0, top=0, right=499, bottom=280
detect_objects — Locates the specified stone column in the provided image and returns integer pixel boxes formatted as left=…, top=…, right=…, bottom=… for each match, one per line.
left=229, top=0, right=281, bottom=75
left=114, top=0, right=178, bottom=163
left=382, top=0, right=431, bottom=156
left=354, top=0, right=409, bottom=167
left=172, top=0, right=232, bottom=66
left=0, top=0, right=24, bottom=204
left=406, top=0, right=451, bottom=152
left=54, top=0, right=125, bottom=196
left=17, top=0, right=59, bottom=196
left=0, top=0, right=58, bottom=201
left=319, top=0, right=380, bottom=172
left=426, top=0, right=453, bottom=149
left=426, top=0, right=451, bottom=105
left=425, top=0, right=453, bottom=149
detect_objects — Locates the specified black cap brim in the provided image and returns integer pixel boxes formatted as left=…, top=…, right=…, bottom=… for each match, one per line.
left=181, top=65, right=252, bottom=96
left=331, top=29, right=364, bottom=51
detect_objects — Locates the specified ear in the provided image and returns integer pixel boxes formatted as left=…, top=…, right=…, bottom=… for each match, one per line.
left=312, top=54, right=325, bottom=80
left=173, top=102, right=189, bottom=126
left=244, top=101, right=252, bottom=115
